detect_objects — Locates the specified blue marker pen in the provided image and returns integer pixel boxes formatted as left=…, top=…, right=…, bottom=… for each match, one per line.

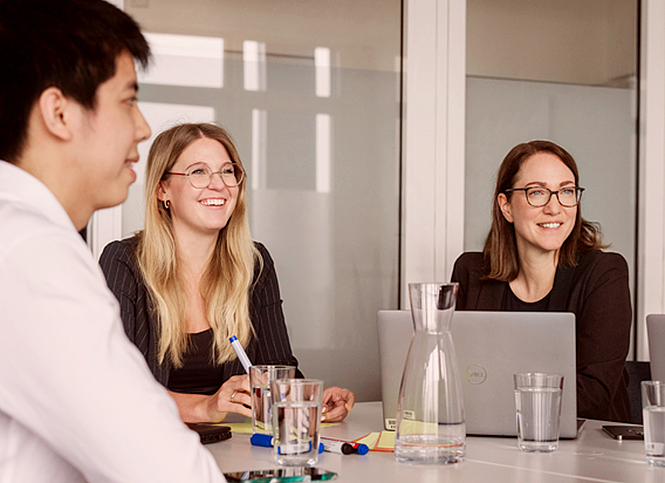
left=250, top=433, right=324, bottom=454
left=229, top=335, right=252, bottom=374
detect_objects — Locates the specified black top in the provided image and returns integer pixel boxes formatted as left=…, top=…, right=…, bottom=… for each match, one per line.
left=451, top=249, right=632, bottom=423
left=168, top=329, right=223, bottom=395
left=505, top=288, right=551, bottom=311
left=99, top=235, right=303, bottom=389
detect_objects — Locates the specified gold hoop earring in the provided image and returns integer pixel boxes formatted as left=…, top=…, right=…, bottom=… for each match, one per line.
left=163, top=200, right=170, bottom=210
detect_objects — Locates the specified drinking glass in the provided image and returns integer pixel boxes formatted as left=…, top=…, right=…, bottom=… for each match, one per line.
left=642, top=381, right=665, bottom=467
left=514, top=373, right=564, bottom=452
left=270, top=379, right=323, bottom=466
left=249, top=365, right=296, bottom=434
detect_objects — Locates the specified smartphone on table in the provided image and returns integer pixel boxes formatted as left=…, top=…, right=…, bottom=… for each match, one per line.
left=602, top=425, right=644, bottom=441
left=186, top=423, right=232, bottom=445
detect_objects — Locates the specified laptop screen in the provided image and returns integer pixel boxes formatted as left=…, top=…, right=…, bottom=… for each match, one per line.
left=647, top=314, right=665, bottom=383
left=377, top=310, right=578, bottom=438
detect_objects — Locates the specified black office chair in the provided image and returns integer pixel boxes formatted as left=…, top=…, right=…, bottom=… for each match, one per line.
left=625, top=361, right=651, bottom=424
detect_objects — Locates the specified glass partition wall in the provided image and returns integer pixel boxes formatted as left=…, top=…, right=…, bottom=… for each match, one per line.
left=116, top=0, right=402, bottom=401
left=97, top=0, right=640, bottom=401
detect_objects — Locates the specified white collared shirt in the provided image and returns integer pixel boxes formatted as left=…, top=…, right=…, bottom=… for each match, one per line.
left=0, top=161, right=225, bottom=483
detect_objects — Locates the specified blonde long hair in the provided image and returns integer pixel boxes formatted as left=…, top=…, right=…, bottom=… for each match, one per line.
left=137, top=123, right=259, bottom=367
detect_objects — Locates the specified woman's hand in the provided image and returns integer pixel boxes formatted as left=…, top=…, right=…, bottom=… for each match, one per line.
left=207, top=374, right=252, bottom=421
left=168, top=374, right=252, bottom=423
left=321, top=386, right=356, bottom=422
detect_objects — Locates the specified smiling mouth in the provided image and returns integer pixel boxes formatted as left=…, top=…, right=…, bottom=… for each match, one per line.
left=538, top=222, right=562, bottom=229
left=201, top=199, right=226, bottom=206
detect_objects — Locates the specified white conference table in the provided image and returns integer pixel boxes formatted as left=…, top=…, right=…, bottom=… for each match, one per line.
left=206, top=402, right=663, bottom=482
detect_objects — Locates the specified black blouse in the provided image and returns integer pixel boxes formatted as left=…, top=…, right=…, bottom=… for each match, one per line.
left=505, top=288, right=551, bottom=311
left=168, top=329, right=223, bottom=395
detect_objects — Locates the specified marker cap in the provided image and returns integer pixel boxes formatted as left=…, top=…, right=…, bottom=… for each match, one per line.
left=250, top=433, right=273, bottom=447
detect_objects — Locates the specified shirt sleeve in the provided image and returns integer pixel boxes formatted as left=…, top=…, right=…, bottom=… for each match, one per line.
left=574, top=252, right=632, bottom=421
left=0, top=229, right=225, bottom=482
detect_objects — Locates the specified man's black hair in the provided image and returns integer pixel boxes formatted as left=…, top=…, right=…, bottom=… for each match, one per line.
left=0, top=0, right=151, bottom=162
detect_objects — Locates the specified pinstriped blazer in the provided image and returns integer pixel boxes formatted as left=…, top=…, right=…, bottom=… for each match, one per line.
left=99, top=236, right=302, bottom=388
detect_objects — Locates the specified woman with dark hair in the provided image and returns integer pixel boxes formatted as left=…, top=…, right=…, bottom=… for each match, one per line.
left=451, top=140, right=631, bottom=422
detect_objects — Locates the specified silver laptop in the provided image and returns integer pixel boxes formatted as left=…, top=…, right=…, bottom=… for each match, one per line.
left=377, top=310, right=579, bottom=438
left=647, top=314, right=665, bottom=382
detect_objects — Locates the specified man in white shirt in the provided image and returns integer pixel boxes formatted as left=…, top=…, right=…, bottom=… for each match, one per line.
left=0, top=1, right=226, bottom=481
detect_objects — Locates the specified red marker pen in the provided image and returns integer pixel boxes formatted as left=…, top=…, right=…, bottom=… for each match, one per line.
left=320, top=436, right=369, bottom=455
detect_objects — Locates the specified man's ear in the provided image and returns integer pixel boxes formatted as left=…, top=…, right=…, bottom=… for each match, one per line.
left=498, top=192, right=514, bottom=223
left=37, top=87, right=75, bottom=142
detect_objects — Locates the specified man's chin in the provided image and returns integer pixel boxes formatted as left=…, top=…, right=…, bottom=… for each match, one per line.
left=98, top=187, right=131, bottom=212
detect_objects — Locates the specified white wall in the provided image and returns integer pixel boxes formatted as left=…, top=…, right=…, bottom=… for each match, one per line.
left=467, top=0, right=636, bottom=86
left=125, top=0, right=399, bottom=72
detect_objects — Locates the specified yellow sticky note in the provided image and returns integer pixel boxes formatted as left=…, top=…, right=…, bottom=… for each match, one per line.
left=221, top=422, right=255, bottom=434
left=215, top=419, right=338, bottom=435
left=396, top=419, right=439, bottom=435
left=355, top=432, right=380, bottom=449
left=376, top=431, right=395, bottom=451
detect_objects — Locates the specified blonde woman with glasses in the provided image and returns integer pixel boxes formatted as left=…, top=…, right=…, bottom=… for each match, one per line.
left=101, top=123, right=354, bottom=423
left=451, top=140, right=631, bottom=423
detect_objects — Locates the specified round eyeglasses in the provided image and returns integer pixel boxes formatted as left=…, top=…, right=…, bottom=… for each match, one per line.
left=165, top=162, right=245, bottom=189
left=504, top=186, right=585, bottom=207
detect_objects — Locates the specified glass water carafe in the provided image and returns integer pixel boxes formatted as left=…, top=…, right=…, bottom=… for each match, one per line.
left=395, top=283, right=465, bottom=464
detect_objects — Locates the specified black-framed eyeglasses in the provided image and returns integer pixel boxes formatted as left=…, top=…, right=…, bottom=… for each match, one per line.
left=165, top=162, right=245, bottom=189
left=504, top=186, right=585, bottom=207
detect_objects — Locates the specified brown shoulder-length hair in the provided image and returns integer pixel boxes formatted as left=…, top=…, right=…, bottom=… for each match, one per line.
left=482, top=140, right=606, bottom=282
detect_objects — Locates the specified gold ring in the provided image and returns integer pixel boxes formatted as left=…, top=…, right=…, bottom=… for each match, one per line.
left=230, top=390, right=238, bottom=403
